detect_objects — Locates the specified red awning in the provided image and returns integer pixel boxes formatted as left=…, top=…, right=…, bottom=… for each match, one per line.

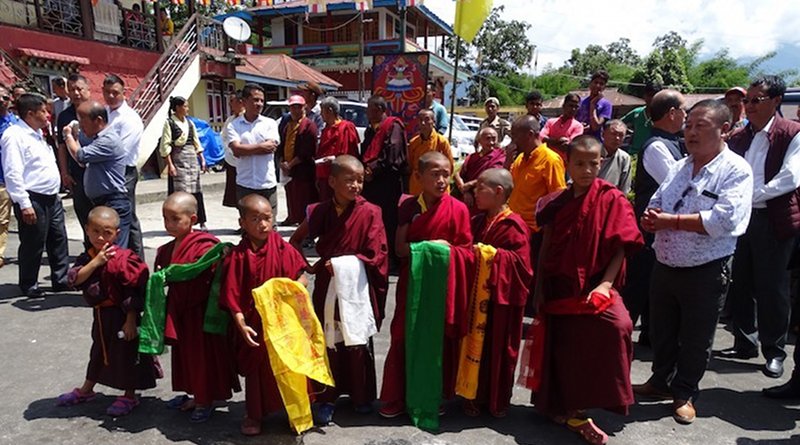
left=17, top=48, right=90, bottom=65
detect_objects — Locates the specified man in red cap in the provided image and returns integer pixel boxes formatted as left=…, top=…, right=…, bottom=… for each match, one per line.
left=724, top=87, right=748, bottom=138
left=278, top=95, right=318, bottom=225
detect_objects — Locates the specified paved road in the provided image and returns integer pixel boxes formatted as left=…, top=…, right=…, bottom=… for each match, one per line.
left=0, top=182, right=797, bottom=444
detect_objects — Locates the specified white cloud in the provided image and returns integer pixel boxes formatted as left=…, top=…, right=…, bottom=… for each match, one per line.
left=423, top=0, right=800, bottom=71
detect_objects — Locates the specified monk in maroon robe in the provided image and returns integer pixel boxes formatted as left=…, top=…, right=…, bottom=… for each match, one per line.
left=317, top=98, right=360, bottom=201
left=57, top=207, right=156, bottom=417
left=361, top=95, right=408, bottom=264
left=455, top=127, right=506, bottom=212
left=379, top=151, right=473, bottom=418
left=220, top=193, right=308, bottom=436
left=290, top=155, right=389, bottom=423
left=466, top=168, right=532, bottom=418
left=155, top=192, right=240, bottom=423
left=278, top=95, right=318, bottom=225
left=532, top=136, right=643, bottom=444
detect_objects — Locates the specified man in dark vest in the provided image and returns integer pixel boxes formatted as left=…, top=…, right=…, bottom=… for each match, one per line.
left=624, top=89, right=687, bottom=346
left=723, top=75, right=800, bottom=382
left=360, top=95, right=407, bottom=269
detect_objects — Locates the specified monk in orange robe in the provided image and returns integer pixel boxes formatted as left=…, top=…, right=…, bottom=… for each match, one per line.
left=220, top=194, right=308, bottom=436
left=531, top=136, right=643, bottom=444
left=379, top=151, right=473, bottom=418
left=316, top=97, right=360, bottom=201
left=407, top=108, right=454, bottom=196
left=465, top=168, right=532, bottom=418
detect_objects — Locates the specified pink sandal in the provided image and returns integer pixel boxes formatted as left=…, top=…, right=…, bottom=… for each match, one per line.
left=106, top=396, right=139, bottom=417
left=56, top=388, right=96, bottom=406
left=567, top=417, right=609, bottom=445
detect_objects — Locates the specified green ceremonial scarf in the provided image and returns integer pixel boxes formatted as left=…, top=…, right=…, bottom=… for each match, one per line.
left=138, top=242, right=233, bottom=355
left=405, top=241, right=450, bottom=431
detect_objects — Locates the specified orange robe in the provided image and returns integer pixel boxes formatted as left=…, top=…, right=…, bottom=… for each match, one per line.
left=508, top=144, right=566, bottom=233
left=407, top=131, right=454, bottom=196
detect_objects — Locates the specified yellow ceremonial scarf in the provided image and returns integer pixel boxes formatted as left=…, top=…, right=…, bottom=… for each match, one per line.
left=455, top=243, right=497, bottom=400
left=252, top=278, right=334, bottom=435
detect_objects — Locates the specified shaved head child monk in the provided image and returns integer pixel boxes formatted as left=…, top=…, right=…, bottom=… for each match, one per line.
left=380, top=150, right=473, bottom=419
left=155, top=192, right=239, bottom=423
left=464, top=168, right=533, bottom=417
left=220, top=193, right=308, bottom=436
left=57, top=206, right=156, bottom=416
left=530, top=135, right=643, bottom=444
left=289, top=155, right=389, bottom=424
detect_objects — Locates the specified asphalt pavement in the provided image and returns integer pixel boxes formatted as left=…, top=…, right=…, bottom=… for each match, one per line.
left=0, top=172, right=797, bottom=444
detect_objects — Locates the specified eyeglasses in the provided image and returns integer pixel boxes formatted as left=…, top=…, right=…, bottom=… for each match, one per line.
left=742, top=96, right=773, bottom=105
left=673, top=186, right=692, bottom=212
left=0, top=95, right=10, bottom=102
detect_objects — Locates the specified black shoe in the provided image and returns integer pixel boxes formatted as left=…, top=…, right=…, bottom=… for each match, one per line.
left=715, top=347, right=758, bottom=360
left=23, top=287, right=45, bottom=298
left=763, top=379, right=800, bottom=399
left=638, top=330, right=651, bottom=347
left=764, top=358, right=785, bottom=379
left=51, top=283, right=71, bottom=293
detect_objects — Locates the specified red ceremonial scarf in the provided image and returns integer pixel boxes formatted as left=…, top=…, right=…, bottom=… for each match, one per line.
left=362, top=116, right=403, bottom=164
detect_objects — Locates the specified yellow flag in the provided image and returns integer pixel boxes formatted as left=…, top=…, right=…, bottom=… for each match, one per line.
left=454, top=0, right=493, bottom=43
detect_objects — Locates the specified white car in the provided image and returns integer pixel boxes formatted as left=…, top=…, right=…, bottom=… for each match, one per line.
left=448, top=115, right=477, bottom=159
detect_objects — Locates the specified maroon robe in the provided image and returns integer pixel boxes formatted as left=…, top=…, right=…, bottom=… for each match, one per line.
left=534, top=178, right=643, bottom=417
left=279, top=117, right=319, bottom=224
left=307, top=195, right=389, bottom=405
left=316, top=120, right=360, bottom=201
left=219, top=231, right=307, bottom=421
left=459, top=148, right=506, bottom=183
left=154, top=231, right=240, bottom=406
left=68, top=248, right=157, bottom=391
left=471, top=210, right=532, bottom=416
left=380, top=193, right=473, bottom=406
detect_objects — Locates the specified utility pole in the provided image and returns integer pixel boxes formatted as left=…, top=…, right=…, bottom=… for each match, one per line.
left=358, top=11, right=365, bottom=102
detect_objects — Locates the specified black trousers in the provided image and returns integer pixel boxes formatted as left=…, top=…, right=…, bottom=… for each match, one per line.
left=236, top=185, right=277, bottom=214
left=13, top=192, right=70, bottom=293
left=71, top=170, right=92, bottom=248
left=648, top=256, right=731, bottom=402
left=622, top=245, right=655, bottom=332
left=730, top=210, right=794, bottom=361
left=125, top=166, right=145, bottom=259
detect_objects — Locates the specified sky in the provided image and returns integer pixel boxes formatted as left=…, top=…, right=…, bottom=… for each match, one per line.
left=423, top=0, right=800, bottom=73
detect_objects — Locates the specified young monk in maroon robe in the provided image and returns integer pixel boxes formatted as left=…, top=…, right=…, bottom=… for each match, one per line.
left=379, top=151, right=473, bottom=418
left=532, top=136, right=643, bottom=445
left=155, top=192, right=240, bottom=423
left=278, top=95, right=318, bottom=225
left=455, top=127, right=506, bottom=211
left=57, top=206, right=156, bottom=416
left=465, top=168, right=532, bottom=418
left=316, top=97, right=360, bottom=201
left=220, top=193, right=308, bottom=436
left=290, top=155, right=389, bottom=424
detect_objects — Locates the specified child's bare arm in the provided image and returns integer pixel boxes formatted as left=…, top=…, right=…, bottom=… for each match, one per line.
left=289, top=220, right=310, bottom=256
left=234, top=312, right=260, bottom=347
left=72, top=244, right=116, bottom=287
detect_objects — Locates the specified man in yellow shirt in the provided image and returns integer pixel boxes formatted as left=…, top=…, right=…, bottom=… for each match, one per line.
left=508, top=114, right=566, bottom=257
left=407, top=108, right=453, bottom=195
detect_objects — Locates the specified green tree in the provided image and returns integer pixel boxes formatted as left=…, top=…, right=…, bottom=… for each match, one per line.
left=688, top=49, right=750, bottom=91
left=631, top=31, right=694, bottom=91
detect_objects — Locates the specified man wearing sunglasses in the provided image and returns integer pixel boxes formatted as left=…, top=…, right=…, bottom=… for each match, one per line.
left=634, top=99, right=753, bottom=425
left=725, top=76, right=800, bottom=387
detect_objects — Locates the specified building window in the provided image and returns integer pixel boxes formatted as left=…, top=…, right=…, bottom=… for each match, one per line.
left=284, top=19, right=298, bottom=45
left=206, top=80, right=224, bottom=123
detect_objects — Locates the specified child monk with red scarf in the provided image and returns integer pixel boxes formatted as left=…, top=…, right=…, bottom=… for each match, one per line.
left=57, top=206, right=156, bottom=417
left=155, top=192, right=239, bottom=423
left=379, top=151, right=473, bottom=419
left=463, top=168, right=533, bottom=418
left=220, top=194, right=308, bottom=436
left=290, top=155, right=389, bottom=425
left=531, top=136, right=643, bottom=444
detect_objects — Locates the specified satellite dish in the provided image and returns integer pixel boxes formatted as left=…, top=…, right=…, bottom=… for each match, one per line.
left=223, top=16, right=252, bottom=42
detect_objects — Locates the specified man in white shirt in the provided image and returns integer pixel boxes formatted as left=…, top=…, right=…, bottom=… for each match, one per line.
left=221, top=91, right=243, bottom=208
left=226, top=83, right=280, bottom=211
left=103, top=74, right=145, bottom=259
left=633, top=99, right=753, bottom=425
left=0, top=93, right=70, bottom=297
left=724, top=75, right=800, bottom=381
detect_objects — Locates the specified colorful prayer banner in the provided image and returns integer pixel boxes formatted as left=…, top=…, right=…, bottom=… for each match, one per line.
left=371, top=52, right=429, bottom=138
left=253, top=278, right=334, bottom=435
left=307, top=0, right=327, bottom=13
left=454, top=0, right=493, bottom=43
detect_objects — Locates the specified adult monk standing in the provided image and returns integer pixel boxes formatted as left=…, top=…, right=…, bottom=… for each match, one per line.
left=455, top=127, right=505, bottom=211
left=360, top=95, right=407, bottom=264
left=407, top=108, right=453, bottom=196
left=278, top=95, right=318, bottom=226
left=316, top=97, right=359, bottom=201
left=533, top=136, right=643, bottom=444
left=465, top=168, right=532, bottom=418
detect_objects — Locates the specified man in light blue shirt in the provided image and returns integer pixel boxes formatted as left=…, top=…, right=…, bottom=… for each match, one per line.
left=425, top=83, right=448, bottom=135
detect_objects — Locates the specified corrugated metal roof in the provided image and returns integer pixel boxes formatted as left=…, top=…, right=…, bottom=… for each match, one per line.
left=237, top=53, right=342, bottom=89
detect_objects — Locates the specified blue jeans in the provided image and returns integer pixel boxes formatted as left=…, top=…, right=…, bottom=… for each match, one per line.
left=91, top=192, right=132, bottom=250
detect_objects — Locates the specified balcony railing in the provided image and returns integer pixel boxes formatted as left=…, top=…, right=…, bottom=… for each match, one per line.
left=0, top=0, right=158, bottom=51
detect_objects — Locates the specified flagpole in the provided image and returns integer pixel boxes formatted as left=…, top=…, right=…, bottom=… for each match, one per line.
left=447, top=36, right=461, bottom=142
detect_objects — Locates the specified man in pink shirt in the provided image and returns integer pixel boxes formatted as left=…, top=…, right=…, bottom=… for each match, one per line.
left=541, top=93, right=584, bottom=160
